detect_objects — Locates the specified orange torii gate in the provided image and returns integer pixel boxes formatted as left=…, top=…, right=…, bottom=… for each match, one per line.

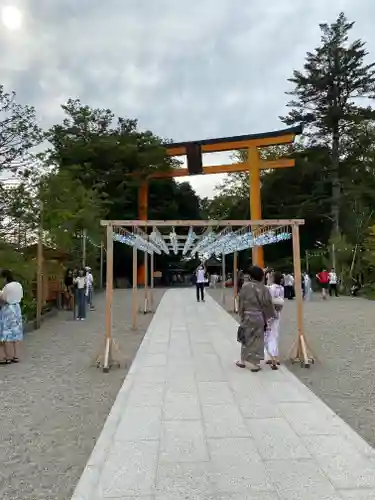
left=137, top=125, right=302, bottom=280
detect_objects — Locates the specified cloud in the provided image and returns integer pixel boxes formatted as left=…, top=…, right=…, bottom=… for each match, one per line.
left=1, top=0, right=375, bottom=197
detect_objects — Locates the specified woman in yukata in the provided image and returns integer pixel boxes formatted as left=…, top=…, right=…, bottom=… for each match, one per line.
left=0, top=269, right=24, bottom=364
left=236, top=266, right=275, bottom=372
left=264, top=271, right=284, bottom=368
left=303, top=272, right=312, bottom=301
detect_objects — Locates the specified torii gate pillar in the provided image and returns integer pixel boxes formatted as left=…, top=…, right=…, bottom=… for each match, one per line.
left=248, top=148, right=263, bottom=267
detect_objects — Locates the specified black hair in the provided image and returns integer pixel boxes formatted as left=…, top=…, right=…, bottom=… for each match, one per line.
left=1, top=269, right=14, bottom=283
left=249, top=265, right=264, bottom=282
left=273, top=271, right=283, bottom=285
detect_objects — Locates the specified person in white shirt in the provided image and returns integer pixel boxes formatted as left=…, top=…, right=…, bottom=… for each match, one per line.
left=74, top=269, right=87, bottom=320
left=0, top=269, right=24, bottom=364
left=85, top=266, right=94, bottom=310
left=328, top=268, right=338, bottom=297
left=195, top=264, right=206, bottom=302
left=284, top=273, right=295, bottom=300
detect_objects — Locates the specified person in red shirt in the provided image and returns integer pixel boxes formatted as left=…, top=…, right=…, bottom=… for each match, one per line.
left=316, top=269, right=329, bottom=299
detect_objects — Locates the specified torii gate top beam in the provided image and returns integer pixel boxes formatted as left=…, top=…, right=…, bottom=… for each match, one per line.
left=165, top=125, right=302, bottom=156
left=158, top=125, right=302, bottom=177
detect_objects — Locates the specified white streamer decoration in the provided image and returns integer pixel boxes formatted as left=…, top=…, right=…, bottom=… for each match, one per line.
left=182, top=227, right=197, bottom=255
left=112, top=225, right=291, bottom=257
left=169, top=228, right=179, bottom=255
left=150, top=227, right=170, bottom=254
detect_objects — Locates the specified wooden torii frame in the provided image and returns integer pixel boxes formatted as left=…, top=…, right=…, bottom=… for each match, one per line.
left=97, top=218, right=315, bottom=373
left=136, top=126, right=302, bottom=278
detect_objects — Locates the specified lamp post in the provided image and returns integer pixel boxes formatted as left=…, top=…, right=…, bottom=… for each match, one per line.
left=82, top=229, right=87, bottom=268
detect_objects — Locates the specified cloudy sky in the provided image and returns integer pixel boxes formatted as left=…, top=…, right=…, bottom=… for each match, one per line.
left=1, top=0, right=374, bottom=197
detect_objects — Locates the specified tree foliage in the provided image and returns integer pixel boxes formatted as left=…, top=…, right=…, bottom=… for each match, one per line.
left=43, top=99, right=202, bottom=277
left=281, top=12, right=375, bottom=237
left=0, top=85, right=43, bottom=173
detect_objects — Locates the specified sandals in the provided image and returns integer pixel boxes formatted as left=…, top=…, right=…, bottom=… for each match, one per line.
left=0, top=358, right=20, bottom=364
left=266, top=359, right=280, bottom=370
left=236, top=361, right=246, bottom=369
left=236, top=361, right=262, bottom=372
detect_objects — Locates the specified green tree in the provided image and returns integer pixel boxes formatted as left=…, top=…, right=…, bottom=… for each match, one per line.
left=282, top=12, right=375, bottom=237
left=39, top=168, right=104, bottom=253
left=45, top=99, right=203, bottom=279
left=0, top=85, right=43, bottom=173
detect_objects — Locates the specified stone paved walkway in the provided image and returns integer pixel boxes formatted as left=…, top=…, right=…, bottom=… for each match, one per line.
left=72, top=289, right=375, bottom=500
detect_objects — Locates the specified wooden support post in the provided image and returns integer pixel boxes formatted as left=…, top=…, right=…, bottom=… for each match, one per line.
left=94, top=224, right=122, bottom=372
left=222, top=253, right=226, bottom=305
left=100, top=240, right=104, bottom=289
left=233, top=251, right=238, bottom=313
left=132, top=244, right=138, bottom=329
left=248, top=148, right=264, bottom=268
left=103, top=224, right=114, bottom=372
left=290, top=223, right=315, bottom=368
left=150, top=251, right=154, bottom=308
left=138, top=181, right=148, bottom=286
left=36, top=201, right=43, bottom=329
left=143, top=251, right=149, bottom=314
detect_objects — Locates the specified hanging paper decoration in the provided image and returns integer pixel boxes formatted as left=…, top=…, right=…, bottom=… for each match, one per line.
left=189, top=229, right=216, bottom=257
left=183, top=227, right=197, bottom=255
left=169, top=228, right=179, bottom=255
left=150, top=227, right=170, bottom=254
left=113, top=225, right=292, bottom=257
left=113, top=230, right=161, bottom=255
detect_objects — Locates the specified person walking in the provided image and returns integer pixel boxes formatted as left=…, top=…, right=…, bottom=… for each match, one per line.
left=0, top=269, right=23, bottom=364
left=316, top=268, right=329, bottom=299
left=303, top=272, right=312, bottom=301
left=85, top=266, right=94, bottom=310
left=284, top=272, right=294, bottom=300
left=264, top=271, right=284, bottom=369
left=236, top=266, right=275, bottom=372
left=74, top=269, right=87, bottom=320
left=64, top=269, right=74, bottom=310
left=328, top=268, right=338, bottom=297
left=195, top=264, right=206, bottom=302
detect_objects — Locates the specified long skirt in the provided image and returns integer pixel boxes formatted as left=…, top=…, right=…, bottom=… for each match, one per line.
left=240, top=312, right=264, bottom=364
left=304, top=286, right=312, bottom=301
left=0, top=303, right=23, bottom=342
left=264, top=318, right=280, bottom=359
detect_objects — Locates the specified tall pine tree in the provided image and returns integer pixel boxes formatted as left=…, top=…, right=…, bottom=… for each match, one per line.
left=281, top=12, right=375, bottom=237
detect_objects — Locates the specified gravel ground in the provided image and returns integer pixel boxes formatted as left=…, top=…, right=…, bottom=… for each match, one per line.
left=209, top=287, right=375, bottom=449
left=0, top=288, right=166, bottom=500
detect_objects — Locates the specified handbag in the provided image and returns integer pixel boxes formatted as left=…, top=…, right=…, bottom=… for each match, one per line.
left=237, top=325, right=246, bottom=344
